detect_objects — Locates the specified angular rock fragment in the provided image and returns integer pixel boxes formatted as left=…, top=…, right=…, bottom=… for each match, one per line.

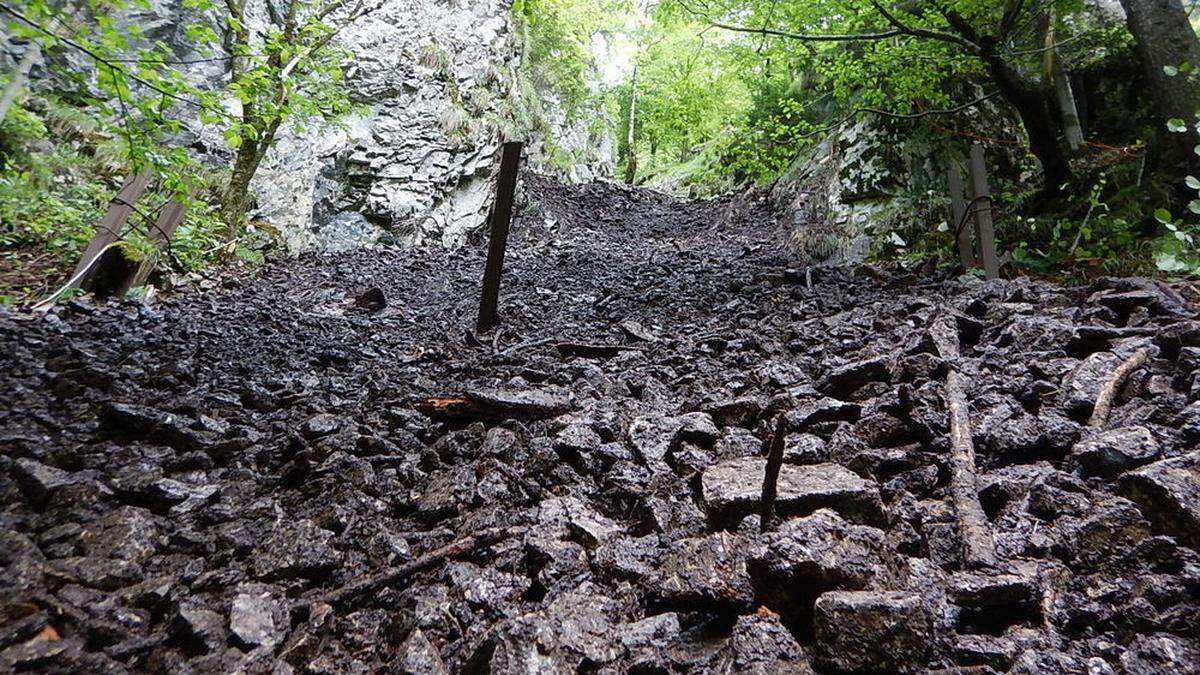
left=949, top=572, right=1040, bottom=631
left=252, top=519, right=340, bottom=580
left=819, top=356, right=891, bottom=398
left=620, top=612, right=682, bottom=669
left=81, top=506, right=160, bottom=562
left=355, top=287, right=387, bottom=312
left=393, top=628, right=448, bottom=674
left=951, top=634, right=1018, bottom=671
left=1119, top=633, right=1200, bottom=673
left=553, top=423, right=601, bottom=456
left=721, top=612, right=814, bottom=674
left=628, top=412, right=718, bottom=468
left=301, top=413, right=342, bottom=439
left=1119, top=452, right=1200, bottom=547
left=12, top=459, right=76, bottom=507
left=701, top=457, right=883, bottom=526
left=485, top=585, right=623, bottom=670
left=52, top=556, right=143, bottom=591
left=99, top=402, right=213, bottom=452
left=749, top=509, right=886, bottom=591
left=1071, top=426, right=1159, bottom=478
left=703, top=397, right=764, bottom=428
left=173, top=602, right=226, bottom=655
left=230, top=585, right=286, bottom=650
left=784, top=398, right=861, bottom=430
left=813, top=591, right=932, bottom=674
left=1061, top=352, right=1123, bottom=417
left=783, top=433, right=827, bottom=465
left=1067, top=497, right=1152, bottom=571
left=655, top=532, right=754, bottom=611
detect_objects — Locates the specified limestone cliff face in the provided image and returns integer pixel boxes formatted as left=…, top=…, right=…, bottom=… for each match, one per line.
left=5, top=0, right=613, bottom=253
left=247, top=0, right=614, bottom=252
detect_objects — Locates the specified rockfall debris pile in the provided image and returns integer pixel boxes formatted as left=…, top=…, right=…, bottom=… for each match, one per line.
left=2, top=175, right=1200, bottom=673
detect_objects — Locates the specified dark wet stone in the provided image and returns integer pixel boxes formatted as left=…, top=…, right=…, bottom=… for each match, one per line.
left=1067, top=497, right=1153, bottom=571
left=251, top=519, right=340, bottom=580
left=1119, top=451, right=1200, bottom=547
left=949, top=572, right=1038, bottom=611
left=53, top=556, right=144, bottom=590
left=1061, top=352, right=1122, bottom=417
left=301, top=413, right=342, bottom=440
left=393, top=628, right=448, bottom=674
left=655, top=532, right=754, bottom=611
left=700, top=457, right=883, bottom=526
left=703, top=396, right=764, bottom=428
left=783, top=433, right=828, bottom=465
left=721, top=613, right=814, bottom=674
left=1118, top=633, right=1200, bottom=673
left=173, top=601, right=226, bottom=655
left=1072, top=426, right=1160, bottom=478
left=749, top=509, right=886, bottom=624
left=784, top=398, right=862, bottom=430
left=820, top=356, right=891, bottom=398
left=12, top=458, right=77, bottom=507
left=813, top=591, right=932, bottom=674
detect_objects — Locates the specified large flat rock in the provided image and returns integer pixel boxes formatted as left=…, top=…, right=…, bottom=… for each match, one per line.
left=700, top=457, right=883, bottom=526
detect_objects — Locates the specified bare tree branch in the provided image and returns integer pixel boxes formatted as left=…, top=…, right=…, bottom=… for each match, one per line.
left=868, top=0, right=980, bottom=53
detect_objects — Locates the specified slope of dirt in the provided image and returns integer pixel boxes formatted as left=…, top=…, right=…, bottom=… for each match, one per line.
left=2, top=175, right=1200, bottom=673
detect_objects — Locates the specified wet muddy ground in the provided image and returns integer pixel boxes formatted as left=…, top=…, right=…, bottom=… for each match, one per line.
left=2, top=175, right=1200, bottom=673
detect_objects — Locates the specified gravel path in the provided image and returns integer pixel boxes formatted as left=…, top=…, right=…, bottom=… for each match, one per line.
left=2, top=175, right=1199, bottom=673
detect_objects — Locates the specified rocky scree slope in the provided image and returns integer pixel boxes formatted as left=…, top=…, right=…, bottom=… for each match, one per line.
left=1, top=176, right=1200, bottom=673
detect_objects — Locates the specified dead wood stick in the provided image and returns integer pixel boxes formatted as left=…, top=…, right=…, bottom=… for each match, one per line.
left=1087, top=347, right=1150, bottom=430
left=291, top=527, right=517, bottom=614
left=931, top=316, right=998, bottom=570
left=760, top=414, right=787, bottom=533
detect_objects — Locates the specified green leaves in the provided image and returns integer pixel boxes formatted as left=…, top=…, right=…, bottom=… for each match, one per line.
left=1168, top=118, right=1189, bottom=133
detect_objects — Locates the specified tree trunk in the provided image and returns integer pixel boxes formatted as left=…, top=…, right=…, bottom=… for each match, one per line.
left=983, top=52, right=1073, bottom=198
left=219, top=141, right=263, bottom=235
left=1119, top=0, right=1200, bottom=179
left=1042, top=12, right=1084, bottom=151
left=1053, top=64, right=1085, bottom=152
left=624, top=64, right=638, bottom=184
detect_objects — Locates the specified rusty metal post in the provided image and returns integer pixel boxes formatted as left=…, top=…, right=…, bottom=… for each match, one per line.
left=476, top=141, right=524, bottom=333
left=72, top=168, right=153, bottom=290
left=968, top=144, right=999, bottom=280
left=948, top=163, right=975, bottom=270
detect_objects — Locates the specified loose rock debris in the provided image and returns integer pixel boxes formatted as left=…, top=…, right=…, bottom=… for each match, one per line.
left=2, top=174, right=1200, bottom=673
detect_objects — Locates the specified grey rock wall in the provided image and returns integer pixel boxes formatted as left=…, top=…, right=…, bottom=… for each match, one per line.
left=248, top=0, right=614, bottom=252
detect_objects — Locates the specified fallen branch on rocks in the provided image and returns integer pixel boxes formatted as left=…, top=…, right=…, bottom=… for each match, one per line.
left=759, top=415, right=787, bottom=533
left=412, top=388, right=571, bottom=423
left=1087, top=347, right=1150, bottom=430
left=291, top=527, right=519, bottom=615
left=930, top=315, right=998, bottom=570
left=554, top=342, right=646, bottom=359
